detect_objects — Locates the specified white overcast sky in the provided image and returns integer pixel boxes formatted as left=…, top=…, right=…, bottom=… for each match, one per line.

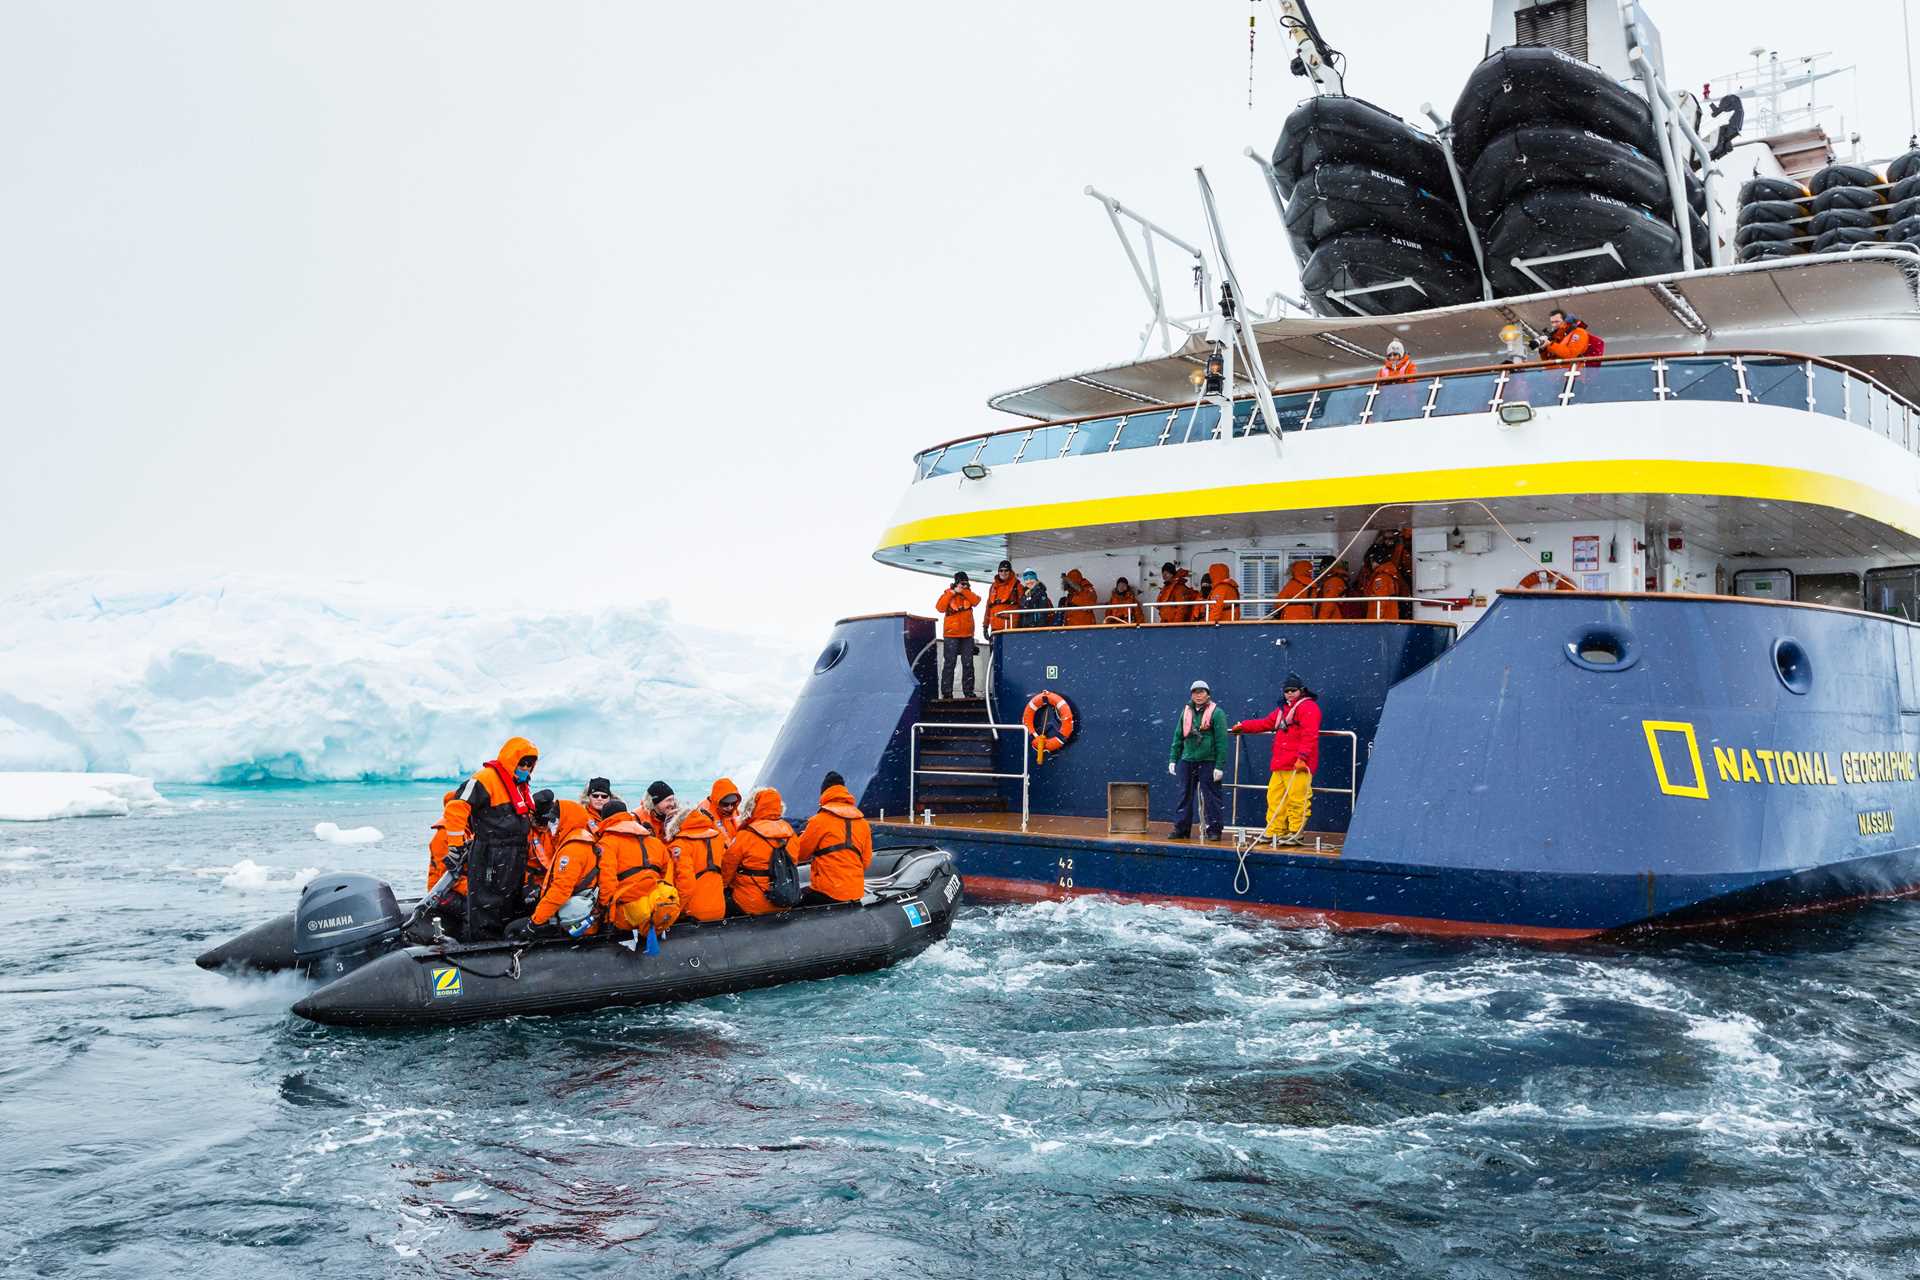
left=5, top=1, right=1915, bottom=644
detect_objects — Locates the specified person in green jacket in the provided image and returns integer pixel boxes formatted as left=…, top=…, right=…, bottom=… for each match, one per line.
left=1168, top=679, right=1228, bottom=840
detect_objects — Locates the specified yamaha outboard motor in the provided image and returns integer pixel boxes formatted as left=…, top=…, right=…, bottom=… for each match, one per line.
left=293, top=873, right=404, bottom=981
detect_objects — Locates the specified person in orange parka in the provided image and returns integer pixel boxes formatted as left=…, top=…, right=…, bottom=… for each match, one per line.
left=1059, top=569, right=1099, bottom=626
left=792, top=771, right=874, bottom=906
left=1276, top=559, right=1317, bottom=620
left=441, top=734, right=540, bottom=941
left=935, top=571, right=981, bottom=699
left=695, top=776, right=743, bottom=840
left=518, top=810, right=603, bottom=939
left=524, top=789, right=562, bottom=892
left=597, top=801, right=681, bottom=935
left=1313, top=563, right=1353, bottom=620
left=1104, top=576, right=1142, bottom=624
left=984, top=560, right=1022, bottom=634
left=668, top=803, right=730, bottom=922
left=723, top=787, right=797, bottom=916
left=1154, top=562, right=1197, bottom=623
left=1203, top=562, right=1242, bottom=622
left=1360, top=542, right=1408, bottom=621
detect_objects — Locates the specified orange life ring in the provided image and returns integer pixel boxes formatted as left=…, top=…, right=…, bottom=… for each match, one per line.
left=1022, top=690, right=1077, bottom=762
left=1516, top=569, right=1578, bottom=591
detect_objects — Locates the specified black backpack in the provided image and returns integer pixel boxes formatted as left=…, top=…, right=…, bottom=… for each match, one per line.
left=764, top=836, right=804, bottom=909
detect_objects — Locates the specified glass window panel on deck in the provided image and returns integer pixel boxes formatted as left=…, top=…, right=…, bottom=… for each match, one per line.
left=1498, top=365, right=1569, bottom=407
left=1568, top=358, right=1655, bottom=404
left=1367, top=378, right=1432, bottom=423
left=1666, top=357, right=1742, bottom=402
left=1744, top=358, right=1809, bottom=409
left=924, top=440, right=980, bottom=477
left=1059, top=416, right=1122, bottom=457
left=913, top=448, right=943, bottom=481
left=1173, top=403, right=1222, bottom=444
left=1867, top=566, right=1920, bottom=621
left=1430, top=372, right=1504, bottom=419
left=1809, top=362, right=1846, bottom=420
left=1112, top=411, right=1171, bottom=452
left=1261, top=391, right=1317, bottom=434
left=970, top=429, right=1031, bottom=469
left=1309, top=385, right=1372, bottom=429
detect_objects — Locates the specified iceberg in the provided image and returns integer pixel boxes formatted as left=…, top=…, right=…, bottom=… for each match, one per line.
left=0, top=771, right=170, bottom=822
left=314, top=822, right=383, bottom=845
left=0, top=573, right=806, bottom=785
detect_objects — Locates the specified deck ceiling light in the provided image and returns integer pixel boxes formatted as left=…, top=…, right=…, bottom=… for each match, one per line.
left=960, top=462, right=991, bottom=481
left=1497, top=402, right=1535, bottom=426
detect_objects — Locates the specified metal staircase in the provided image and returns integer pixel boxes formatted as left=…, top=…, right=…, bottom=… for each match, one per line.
left=911, top=698, right=1009, bottom=815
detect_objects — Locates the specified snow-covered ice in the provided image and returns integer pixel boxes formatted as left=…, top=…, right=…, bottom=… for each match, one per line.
left=218, top=859, right=319, bottom=892
left=0, top=772, right=169, bottom=821
left=315, top=822, right=383, bottom=844
left=0, top=573, right=807, bottom=784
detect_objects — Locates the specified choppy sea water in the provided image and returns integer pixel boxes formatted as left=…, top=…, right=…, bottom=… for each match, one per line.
left=4, top=782, right=1919, bottom=1278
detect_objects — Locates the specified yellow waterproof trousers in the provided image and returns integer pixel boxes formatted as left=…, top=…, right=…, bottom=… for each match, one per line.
left=1262, top=766, right=1313, bottom=838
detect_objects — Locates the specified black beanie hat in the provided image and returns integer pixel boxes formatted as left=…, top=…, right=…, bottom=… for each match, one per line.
left=1283, top=671, right=1305, bottom=691
left=822, top=770, right=846, bottom=792
left=1162, top=561, right=1177, bottom=573
left=531, top=788, right=557, bottom=821
left=587, top=776, right=611, bottom=795
left=954, top=570, right=971, bottom=585
left=647, top=780, right=674, bottom=802
left=997, top=559, right=1013, bottom=572
left=600, top=799, right=629, bottom=818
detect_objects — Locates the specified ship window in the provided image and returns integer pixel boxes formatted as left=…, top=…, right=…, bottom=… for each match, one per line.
left=1113, top=413, right=1165, bottom=451
left=1498, top=366, right=1568, bottom=408
left=1062, top=417, right=1122, bottom=456
left=971, top=430, right=1030, bottom=469
left=1809, top=363, right=1847, bottom=420
left=1431, top=372, right=1504, bottom=418
left=1867, top=565, right=1920, bottom=621
left=1567, top=359, right=1653, bottom=405
left=1745, top=358, right=1809, bottom=409
left=1309, top=385, right=1370, bottom=429
left=1368, top=378, right=1430, bottom=424
left=1666, top=357, right=1742, bottom=402
left=1795, top=571, right=1862, bottom=610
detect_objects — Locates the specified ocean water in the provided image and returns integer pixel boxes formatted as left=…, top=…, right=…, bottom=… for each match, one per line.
left=4, top=782, right=1919, bottom=1278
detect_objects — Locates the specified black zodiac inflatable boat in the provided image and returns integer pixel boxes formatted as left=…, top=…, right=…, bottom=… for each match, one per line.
left=197, top=847, right=961, bottom=1027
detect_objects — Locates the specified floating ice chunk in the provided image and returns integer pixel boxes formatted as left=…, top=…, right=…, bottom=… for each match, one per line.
left=220, top=858, right=319, bottom=892
left=0, top=772, right=169, bottom=822
left=314, top=822, right=383, bottom=845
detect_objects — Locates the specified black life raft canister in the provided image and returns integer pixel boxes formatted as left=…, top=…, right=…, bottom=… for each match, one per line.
left=1300, top=232, right=1483, bottom=316
left=1484, top=188, right=1684, bottom=295
left=1271, top=95, right=1454, bottom=197
left=1450, top=45, right=1657, bottom=171
left=1283, top=162, right=1471, bottom=256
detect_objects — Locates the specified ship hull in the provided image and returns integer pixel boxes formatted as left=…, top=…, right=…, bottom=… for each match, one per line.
left=765, top=593, right=1920, bottom=937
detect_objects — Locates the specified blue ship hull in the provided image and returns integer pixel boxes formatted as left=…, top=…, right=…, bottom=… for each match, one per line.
left=761, top=595, right=1920, bottom=937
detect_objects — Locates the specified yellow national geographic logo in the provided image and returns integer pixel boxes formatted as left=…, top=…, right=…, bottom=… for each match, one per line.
left=1642, top=720, right=1710, bottom=800
left=431, top=967, right=462, bottom=998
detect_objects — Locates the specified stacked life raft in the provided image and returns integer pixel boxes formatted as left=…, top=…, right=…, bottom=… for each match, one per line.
left=1275, top=45, right=1712, bottom=316
left=1735, top=152, right=1920, bottom=263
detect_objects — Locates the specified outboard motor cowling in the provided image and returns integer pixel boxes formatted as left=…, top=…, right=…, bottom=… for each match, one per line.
left=293, top=873, right=403, bottom=981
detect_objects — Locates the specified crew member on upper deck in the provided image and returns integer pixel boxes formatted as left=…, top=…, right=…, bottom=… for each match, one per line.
left=1018, top=570, right=1055, bottom=627
left=1379, top=339, right=1418, bottom=381
left=1105, top=576, right=1141, bottom=624
left=1203, top=563, right=1242, bottom=622
left=1275, top=559, right=1316, bottom=621
left=1155, top=563, right=1197, bottom=623
left=985, top=560, right=1021, bottom=635
left=1060, top=570, right=1099, bottom=626
left=936, top=571, right=981, bottom=698
left=1535, top=309, right=1600, bottom=362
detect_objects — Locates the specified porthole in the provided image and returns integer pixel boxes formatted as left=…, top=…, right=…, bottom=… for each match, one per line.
left=814, top=639, right=849, bottom=674
left=1773, top=637, right=1811, bottom=694
left=1563, top=624, right=1639, bottom=672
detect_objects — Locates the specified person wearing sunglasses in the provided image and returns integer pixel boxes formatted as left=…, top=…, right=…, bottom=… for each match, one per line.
left=696, top=776, right=743, bottom=840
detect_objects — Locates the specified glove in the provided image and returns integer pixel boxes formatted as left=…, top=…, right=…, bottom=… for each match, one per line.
left=444, top=842, right=469, bottom=875
left=505, top=916, right=534, bottom=942
left=1168, top=761, right=1178, bottom=776
left=1212, top=769, right=1224, bottom=783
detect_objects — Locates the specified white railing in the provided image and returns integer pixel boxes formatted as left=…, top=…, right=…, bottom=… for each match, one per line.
left=1225, top=728, right=1361, bottom=830
left=908, top=721, right=1033, bottom=833
left=989, top=596, right=1450, bottom=628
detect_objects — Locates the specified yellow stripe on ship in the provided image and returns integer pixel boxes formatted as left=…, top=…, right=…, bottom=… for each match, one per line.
left=877, top=460, right=1920, bottom=550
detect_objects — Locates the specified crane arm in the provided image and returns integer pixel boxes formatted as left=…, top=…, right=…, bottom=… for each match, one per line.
left=1276, top=0, right=1344, bottom=96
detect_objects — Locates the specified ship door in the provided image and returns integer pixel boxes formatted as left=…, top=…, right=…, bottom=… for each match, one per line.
left=1898, top=629, right=1920, bottom=716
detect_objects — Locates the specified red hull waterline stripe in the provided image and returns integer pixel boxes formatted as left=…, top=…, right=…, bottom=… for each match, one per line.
left=958, top=876, right=1920, bottom=942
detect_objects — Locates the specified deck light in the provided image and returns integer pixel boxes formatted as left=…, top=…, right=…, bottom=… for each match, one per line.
left=960, top=462, right=991, bottom=481
left=1497, top=402, right=1535, bottom=426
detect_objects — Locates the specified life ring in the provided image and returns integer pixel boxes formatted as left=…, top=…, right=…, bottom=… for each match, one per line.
left=1516, top=569, right=1579, bottom=591
left=1022, top=690, right=1077, bottom=763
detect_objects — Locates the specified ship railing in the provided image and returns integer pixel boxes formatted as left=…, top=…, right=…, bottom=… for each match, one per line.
left=911, top=351, right=1920, bottom=482
left=907, top=721, right=1033, bottom=833
left=991, top=597, right=1450, bottom=628
left=1223, top=729, right=1361, bottom=851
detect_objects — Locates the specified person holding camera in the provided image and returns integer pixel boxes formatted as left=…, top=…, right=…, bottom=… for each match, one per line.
left=935, top=571, right=982, bottom=698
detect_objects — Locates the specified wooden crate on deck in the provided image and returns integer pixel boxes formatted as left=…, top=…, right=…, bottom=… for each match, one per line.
left=1107, top=782, right=1150, bottom=835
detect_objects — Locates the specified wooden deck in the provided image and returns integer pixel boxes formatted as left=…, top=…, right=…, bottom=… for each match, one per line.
left=873, top=811, right=1344, bottom=858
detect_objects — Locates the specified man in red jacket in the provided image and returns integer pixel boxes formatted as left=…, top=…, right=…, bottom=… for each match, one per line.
left=1229, top=673, right=1321, bottom=846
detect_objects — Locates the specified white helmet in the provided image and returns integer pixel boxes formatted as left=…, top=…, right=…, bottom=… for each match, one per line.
left=1386, top=339, right=1406, bottom=358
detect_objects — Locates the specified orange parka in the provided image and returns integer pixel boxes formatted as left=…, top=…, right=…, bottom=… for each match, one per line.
left=1314, top=565, right=1352, bottom=620
left=1060, top=570, right=1099, bottom=626
left=985, top=572, right=1022, bottom=633
left=1155, top=570, right=1197, bottom=623
left=1361, top=557, right=1407, bottom=620
left=1203, top=562, right=1242, bottom=622
left=792, top=784, right=874, bottom=903
left=936, top=584, right=980, bottom=638
left=1379, top=353, right=1419, bottom=381
left=425, top=788, right=466, bottom=894
left=1277, top=559, right=1317, bottom=620
left=1541, top=320, right=1592, bottom=361
left=696, top=776, right=742, bottom=841
left=723, top=788, right=797, bottom=916
left=1104, top=581, right=1141, bottom=624
left=668, top=805, right=730, bottom=922
left=440, top=735, right=539, bottom=849
left=531, top=825, right=601, bottom=931
left=597, top=811, right=680, bottom=933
